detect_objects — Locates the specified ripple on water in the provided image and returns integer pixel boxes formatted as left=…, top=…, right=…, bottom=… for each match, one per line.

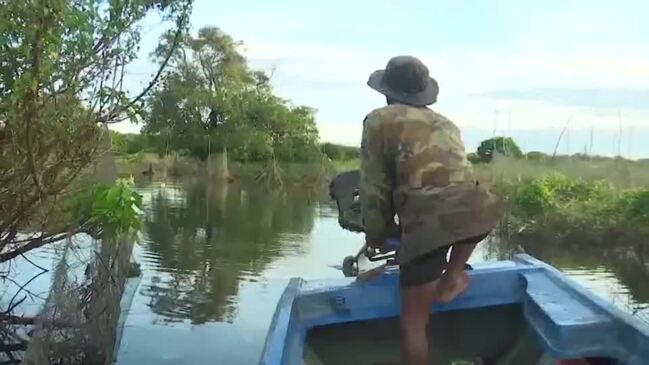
left=561, top=265, right=649, bottom=324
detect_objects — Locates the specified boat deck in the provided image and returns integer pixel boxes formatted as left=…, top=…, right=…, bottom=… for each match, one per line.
left=260, top=255, right=649, bottom=365
left=304, top=304, right=541, bottom=365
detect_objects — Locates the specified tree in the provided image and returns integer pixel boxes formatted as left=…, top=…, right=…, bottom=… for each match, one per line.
left=476, top=136, right=523, bottom=162
left=143, top=26, right=321, bottom=163
left=0, top=3, right=194, bottom=361
left=0, top=0, right=192, bottom=289
left=144, top=27, right=247, bottom=160
left=0, top=2, right=192, bottom=360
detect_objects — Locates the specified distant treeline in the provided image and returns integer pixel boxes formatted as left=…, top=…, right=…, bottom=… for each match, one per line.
left=111, top=129, right=642, bottom=166
left=110, top=131, right=360, bottom=162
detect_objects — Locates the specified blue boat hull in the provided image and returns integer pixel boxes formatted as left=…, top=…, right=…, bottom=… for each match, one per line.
left=259, top=254, right=649, bottom=365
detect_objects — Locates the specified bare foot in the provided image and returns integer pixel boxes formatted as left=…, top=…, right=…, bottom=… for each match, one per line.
left=356, top=264, right=386, bottom=282
left=436, top=270, right=470, bottom=303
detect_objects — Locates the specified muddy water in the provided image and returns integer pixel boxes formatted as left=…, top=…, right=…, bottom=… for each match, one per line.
left=111, top=178, right=649, bottom=364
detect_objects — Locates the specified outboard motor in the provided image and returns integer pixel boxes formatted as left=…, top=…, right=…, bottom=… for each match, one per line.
left=329, top=170, right=364, bottom=233
left=329, top=170, right=399, bottom=277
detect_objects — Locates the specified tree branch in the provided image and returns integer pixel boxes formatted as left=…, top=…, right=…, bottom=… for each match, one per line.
left=3, top=297, right=26, bottom=316
left=20, top=252, right=48, bottom=273
left=0, top=229, right=75, bottom=263
left=101, top=7, right=190, bottom=124
left=0, top=314, right=80, bottom=328
left=4, top=268, right=49, bottom=314
left=23, top=8, right=46, bottom=198
left=0, top=342, right=26, bottom=353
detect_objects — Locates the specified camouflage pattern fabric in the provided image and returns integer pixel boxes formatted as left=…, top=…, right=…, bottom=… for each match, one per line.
left=360, top=103, right=503, bottom=264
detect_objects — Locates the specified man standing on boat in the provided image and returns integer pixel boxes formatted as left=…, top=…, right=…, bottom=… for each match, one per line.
left=359, top=56, right=502, bottom=365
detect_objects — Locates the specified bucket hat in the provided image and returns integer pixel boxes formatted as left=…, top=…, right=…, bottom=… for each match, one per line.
left=367, top=55, right=439, bottom=106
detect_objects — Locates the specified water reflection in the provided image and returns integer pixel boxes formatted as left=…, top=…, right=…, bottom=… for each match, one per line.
left=137, top=178, right=649, bottom=325
left=116, top=179, right=649, bottom=364
left=138, top=179, right=319, bottom=324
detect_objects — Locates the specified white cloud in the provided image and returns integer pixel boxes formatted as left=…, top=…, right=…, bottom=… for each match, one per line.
left=117, top=11, right=649, bottom=155
left=318, top=121, right=363, bottom=146
left=242, top=37, right=649, bottom=95
left=238, top=38, right=649, bottom=138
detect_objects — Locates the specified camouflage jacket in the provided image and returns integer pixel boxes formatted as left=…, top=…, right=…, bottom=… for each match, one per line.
left=359, top=103, right=503, bottom=264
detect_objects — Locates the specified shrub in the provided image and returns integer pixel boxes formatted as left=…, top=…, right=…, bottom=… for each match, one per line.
left=539, top=173, right=612, bottom=204
left=621, top=190, right=649, bottom=223
left=514, top=179, right=555, bottom=216
left=511, top=173, right=614, bottom=217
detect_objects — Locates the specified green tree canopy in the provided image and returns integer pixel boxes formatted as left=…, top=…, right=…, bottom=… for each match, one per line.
left=143, top=26, right=321, bottom=162
left=476, top=136, right=523, bottom=162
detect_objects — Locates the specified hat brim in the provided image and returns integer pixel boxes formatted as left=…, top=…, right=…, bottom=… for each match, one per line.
left=367, top=70, right=439, bottom=106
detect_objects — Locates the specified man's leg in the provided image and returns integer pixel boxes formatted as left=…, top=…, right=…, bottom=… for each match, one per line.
left=436, top=233, right=489, bottom=303
left=401, top=281, right=437, bottom=365
left=436, top=243, right=476, bottom=303
left=399, top=249, right=448, bottom=365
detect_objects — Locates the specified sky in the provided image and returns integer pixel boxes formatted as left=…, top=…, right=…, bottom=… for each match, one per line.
left=113, top=0, right=649, bottom=158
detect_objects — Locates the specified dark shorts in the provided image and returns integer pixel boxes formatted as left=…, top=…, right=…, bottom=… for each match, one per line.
left=399, top=232, right=490, bottom=288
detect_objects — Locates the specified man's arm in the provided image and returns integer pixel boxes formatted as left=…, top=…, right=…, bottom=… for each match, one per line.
left=360, top=112, right=396, bottom=249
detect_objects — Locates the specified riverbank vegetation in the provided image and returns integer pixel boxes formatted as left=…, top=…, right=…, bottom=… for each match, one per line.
left=115, top=123, right=649, bottom=250
left=108, top=25, right=365, bottom=183
left=479, top=156, right=649, bottom=256
left=469, top=138, right=649, bottom=236
left=0, top=0, right=192, bottom=362
left=112, top=145, right=360, bottom=183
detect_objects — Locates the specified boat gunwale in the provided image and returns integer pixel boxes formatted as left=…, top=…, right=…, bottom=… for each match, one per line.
left=259, top=254, right=649, bottom=365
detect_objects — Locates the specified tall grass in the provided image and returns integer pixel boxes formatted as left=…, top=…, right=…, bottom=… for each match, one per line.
left=328, top=158, right=360, bottom=173
left=480, top=157, right=649, bottom=256
left=474, top=156, right=649, bottom=189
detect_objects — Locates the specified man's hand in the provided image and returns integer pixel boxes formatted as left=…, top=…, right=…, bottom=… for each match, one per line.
left=365, top=239, right=389, bottom=255
left=365, top=222, right=400, bottom=255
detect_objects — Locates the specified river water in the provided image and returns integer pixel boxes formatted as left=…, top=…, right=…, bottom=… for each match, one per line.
left=113, top=178, right=649, bottom=364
